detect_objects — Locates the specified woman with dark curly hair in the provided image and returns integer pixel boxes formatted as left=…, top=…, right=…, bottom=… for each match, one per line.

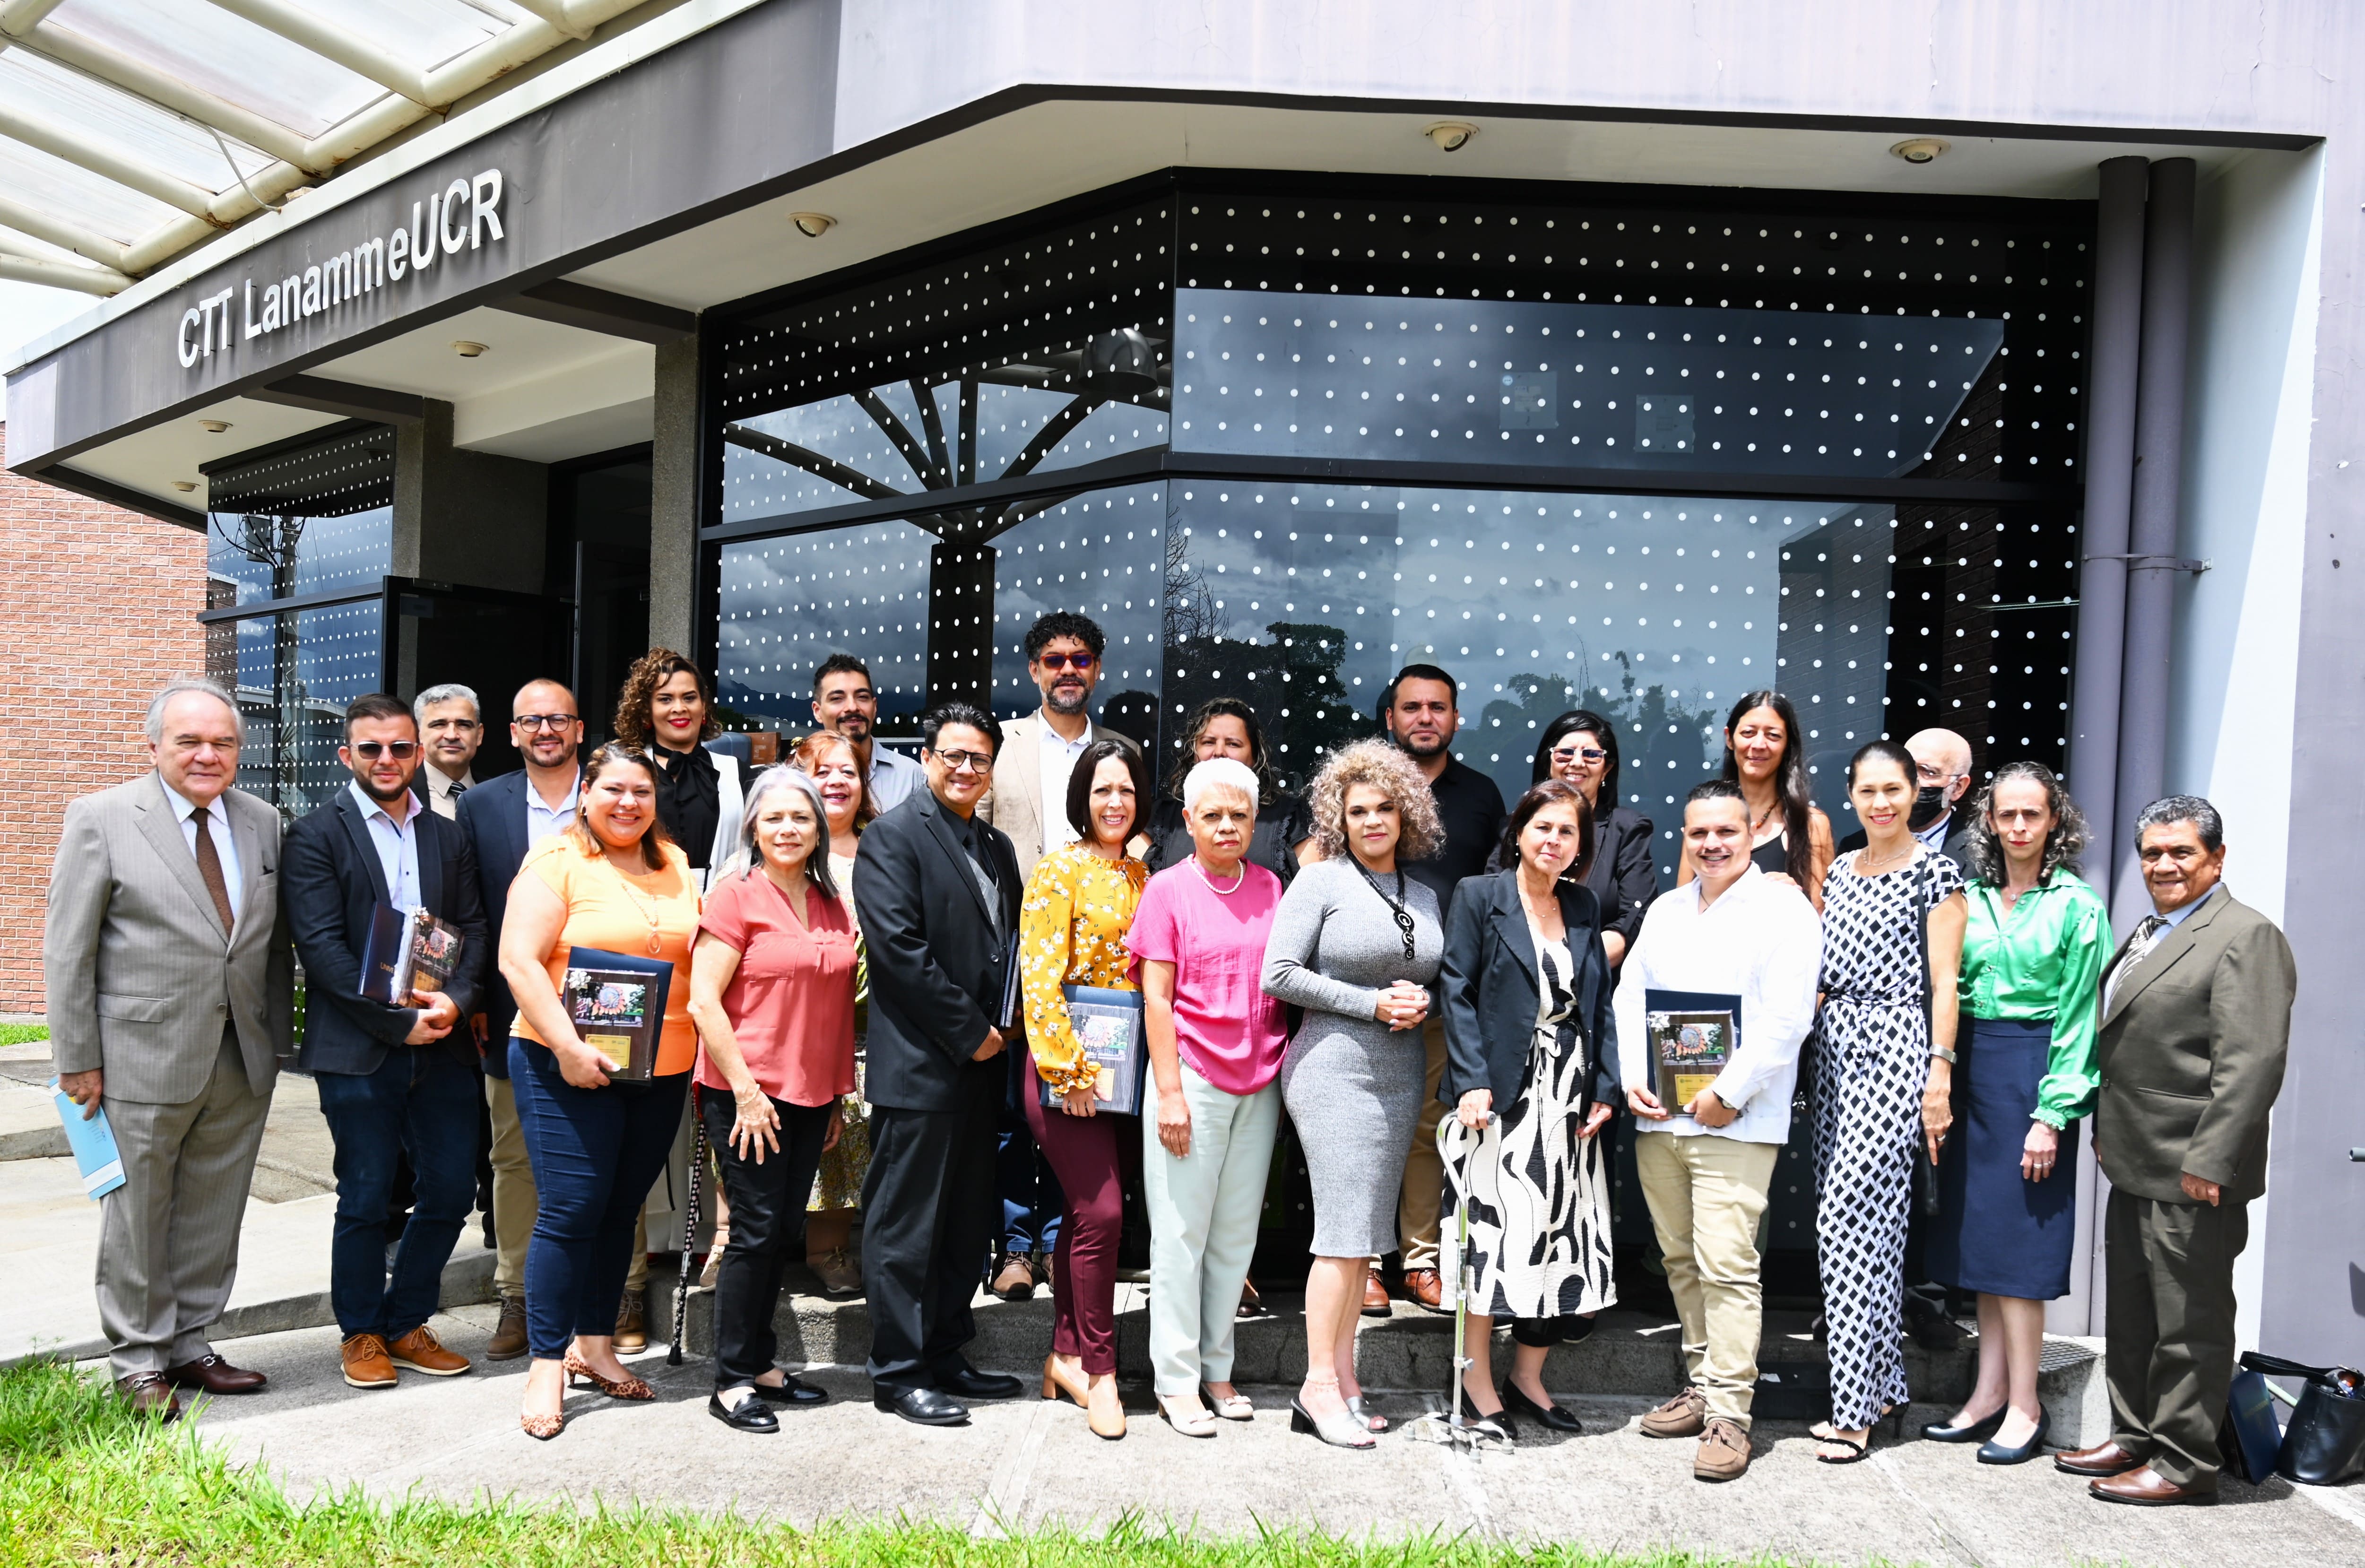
left=614, top=648, right=744, bottom=889
left=1920, top=761, right=2108, bottom=1464
left=1144, top=699, right=1316, bottom=883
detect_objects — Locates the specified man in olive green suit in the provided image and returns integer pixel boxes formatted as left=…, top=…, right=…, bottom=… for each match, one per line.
left=2054, top=795, right=2295, bottom=1507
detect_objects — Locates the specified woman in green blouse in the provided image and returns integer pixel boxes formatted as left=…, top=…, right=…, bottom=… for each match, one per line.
left=1919, top=761, right=2108, bottom=1464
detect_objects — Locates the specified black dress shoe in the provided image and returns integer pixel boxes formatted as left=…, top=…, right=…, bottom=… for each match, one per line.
left=1501, top=1383, right=1583, bottom=1433
left=876, top=1385, right=970, bottom=1425
left=1977, top=1409, right=2051, bottom=1465
left=1921, top=1407, right=2007, bottom=1444
left=709, top=1388, right=781, bottom=1433
left=936, top=1366, right=1024, bottom=1401
left=751, top=1375, right=829, bottom=1406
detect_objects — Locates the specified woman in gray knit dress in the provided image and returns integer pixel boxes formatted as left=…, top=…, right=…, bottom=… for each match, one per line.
left=1262, top=740, right=1445, bottom=1448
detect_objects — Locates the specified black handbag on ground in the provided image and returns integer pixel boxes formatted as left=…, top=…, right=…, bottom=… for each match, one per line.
left=2235, top=1351, right=2365, bottom=1485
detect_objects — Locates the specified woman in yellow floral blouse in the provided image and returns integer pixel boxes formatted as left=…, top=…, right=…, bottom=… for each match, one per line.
left=1020, top=736, right=1152, bottom=1441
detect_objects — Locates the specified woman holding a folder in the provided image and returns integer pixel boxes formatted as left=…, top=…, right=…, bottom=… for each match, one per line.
left=499, top=742, right=702, bottom=1440
left=1017, top=737, right=1152, bottom=1441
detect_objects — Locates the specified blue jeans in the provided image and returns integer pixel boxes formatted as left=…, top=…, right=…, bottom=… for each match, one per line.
left=313, top=1047, right=481, bottom=1341
left=507, top=1038, right=688, bottom=1361
left=998, top=1047, right=1065, bottom=1255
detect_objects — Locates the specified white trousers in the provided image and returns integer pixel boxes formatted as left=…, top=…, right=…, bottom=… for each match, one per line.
left=1141, top=1064, right=1280, bottom=1396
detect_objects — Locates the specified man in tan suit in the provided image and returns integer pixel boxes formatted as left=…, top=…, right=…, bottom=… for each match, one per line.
left=975, top=612, right=1130, bottom=1299
left=46, top=677, right=295, bottom=1419
left=2054, top=795, right=2295, bottom=1507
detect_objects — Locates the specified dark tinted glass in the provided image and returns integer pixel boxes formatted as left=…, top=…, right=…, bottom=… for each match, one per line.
left=203, top=424, right=396, bottom=605
left=206, top=599, right=382, bottom=814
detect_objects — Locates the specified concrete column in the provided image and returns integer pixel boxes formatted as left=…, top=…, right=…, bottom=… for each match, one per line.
left=392, top=398, right=549, bottom=591
left=647, top=330, right=701, bottom=654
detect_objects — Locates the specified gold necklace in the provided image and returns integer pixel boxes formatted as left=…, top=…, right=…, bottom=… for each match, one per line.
left=608, top=857, right=666, bottom=955
left=1856, top=843, right=1913, bottom=875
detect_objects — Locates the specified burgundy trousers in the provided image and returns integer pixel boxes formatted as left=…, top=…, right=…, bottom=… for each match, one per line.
left=1021, top=1056, right=1126, bottom=1375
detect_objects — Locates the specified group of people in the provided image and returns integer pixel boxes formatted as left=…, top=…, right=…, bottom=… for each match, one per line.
left=44, top=610, right=2294, bottom=1507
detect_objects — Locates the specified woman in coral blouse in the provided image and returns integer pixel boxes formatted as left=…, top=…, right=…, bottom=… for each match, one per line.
left=499, top=742, right=702, bottom=1440
left=1018, top=737, right=1151, bottom=1441
left=687, top=765, right=859, bottom=1433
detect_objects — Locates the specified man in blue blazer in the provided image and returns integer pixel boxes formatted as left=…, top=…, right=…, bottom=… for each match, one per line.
left=281, top=693, right=488, bottom=1391
left=455, top=676, right=583, bottom=1360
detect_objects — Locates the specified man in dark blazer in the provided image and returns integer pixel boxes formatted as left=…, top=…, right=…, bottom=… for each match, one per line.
left=2055, top=795, right=2295, bottom=1507
left=282, top=693, right=488, bottom=1391
left=851, top=701, right=1027, bottom=1426
left=454, top=676, right=583, bottom=1360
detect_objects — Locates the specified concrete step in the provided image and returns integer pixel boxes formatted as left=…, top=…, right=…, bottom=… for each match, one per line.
left=0, top=1079, right=69, bottom=1160
left=645, top=1269, right=2107, bottom=1445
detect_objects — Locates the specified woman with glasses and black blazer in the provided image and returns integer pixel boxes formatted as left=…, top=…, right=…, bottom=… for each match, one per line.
left=1437, top=779, right=1621, bottom=1438
left=1519, top=710, right=1659, bottom=967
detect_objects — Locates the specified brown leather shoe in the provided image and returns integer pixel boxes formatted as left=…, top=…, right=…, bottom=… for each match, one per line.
left=1641, top=1386, right=1709, bottom=1439
left=989, top=1251, right=1037, bottom=1302
left=612, top=1291, right=648, bottom=1353
left=1695, top=1416, right=1751, bottom=1481
left=2090, top=1465, right=2217, bottom=1506
left=163, top=1353, right=267, bottom=1395
left=2054, top=1438, right=2147, bottom=1477
left=1401, top=1267, right=1445, bottom=1311
left=388, top=1325, right=471, bottom=1377
left=115, top=1371, right=181, bottom=1421
left=485, top=1294, right=528, bottom=1361
left=809, top=1247, right=863, bottom=1299
left=342, top=1333, right=397, bottom=1389
left=1361, top=1265, right=1393, bottom=1317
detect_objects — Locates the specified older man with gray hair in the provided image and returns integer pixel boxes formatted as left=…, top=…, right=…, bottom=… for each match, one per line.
left=413, top=683, right=483, bottom=821
left=45, top=676, right=295, bottom=1420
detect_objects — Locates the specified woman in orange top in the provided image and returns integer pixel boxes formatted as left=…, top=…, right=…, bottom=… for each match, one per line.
left=687, top=766, right=858, bottom=1432
left=499, top=742, right=702, bottom=1440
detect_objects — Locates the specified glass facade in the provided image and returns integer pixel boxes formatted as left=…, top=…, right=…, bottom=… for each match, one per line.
left=201, top=423, right=395, bottom=814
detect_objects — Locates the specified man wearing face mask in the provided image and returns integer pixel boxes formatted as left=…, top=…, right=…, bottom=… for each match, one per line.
left=1838, top=728, right=1975, bottom=864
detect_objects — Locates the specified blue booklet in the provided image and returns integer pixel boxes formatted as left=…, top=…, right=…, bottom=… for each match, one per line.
left=50, top=1079, right=125, bottom=1200
left=1036, top=985, right=1146, bottom=1115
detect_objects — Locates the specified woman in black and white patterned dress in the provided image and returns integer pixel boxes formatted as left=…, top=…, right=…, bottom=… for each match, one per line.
left=1810, top=740, right=1967, bottom=1463
left=1438, top=781, right=1621, bottom=1437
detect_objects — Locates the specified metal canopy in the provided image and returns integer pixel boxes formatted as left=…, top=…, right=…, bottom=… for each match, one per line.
left=0, top=0, right=647, bottom=295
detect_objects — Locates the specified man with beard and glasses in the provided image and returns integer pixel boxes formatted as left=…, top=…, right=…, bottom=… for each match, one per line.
left=1379, top=663, right=1507, bottom=1311
left=1838, top=728, right=1975, bottom=865
left=814, top=653, right=924, bottom=815
left=976, top=614, right=1133, bottom=1301
left=281, top=693, right=488, bottom=1390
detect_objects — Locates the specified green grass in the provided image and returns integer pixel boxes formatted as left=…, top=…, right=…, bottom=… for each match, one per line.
left=0, top=1358, right=1813, bottom=1568
left=0, top=1022, right=49, bottom=1046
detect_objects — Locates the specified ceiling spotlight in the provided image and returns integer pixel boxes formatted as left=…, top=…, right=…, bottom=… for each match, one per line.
left=1424, top=121, right=1478, bottom=153
left=199, top=419, right=231, bottom=433
left=789, top=212, right=836, bottom=238
left=1889, top=137, right=1949, bottom=165
left=452, top=340, right=487, bottom=357
left=172, top=480, right=197, bottom=492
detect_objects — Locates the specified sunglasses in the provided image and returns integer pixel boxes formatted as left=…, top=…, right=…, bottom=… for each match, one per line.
left=1550, top=746, right=1608, bottom=765
left=350, top=741, right=419, bottom=760
left=514, top=714, right=580, bottom=731
left=930, top=748, right=996, bottom=774
left=1036, top=652, right=1095, bottom=672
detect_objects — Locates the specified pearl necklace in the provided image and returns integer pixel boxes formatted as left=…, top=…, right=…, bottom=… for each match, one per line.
left=1191, top=856, right=1247, bottom=896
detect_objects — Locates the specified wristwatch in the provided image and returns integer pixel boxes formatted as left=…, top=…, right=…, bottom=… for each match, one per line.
left=1929, top=1046, right=1958, bottom=1064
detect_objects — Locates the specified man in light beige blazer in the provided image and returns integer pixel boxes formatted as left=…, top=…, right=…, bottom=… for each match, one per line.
left=45, top=677, right=295, bottom=1420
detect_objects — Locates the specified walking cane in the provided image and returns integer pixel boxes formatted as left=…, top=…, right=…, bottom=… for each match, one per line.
left=667, top=1096, right=708, bottom=1368
left=1409, top=1111, right=1512, bottom=1452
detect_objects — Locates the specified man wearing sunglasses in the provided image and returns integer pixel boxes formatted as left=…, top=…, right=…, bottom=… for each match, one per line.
left=976, top=613, right=1132, bottom=1301
left=280, top=694, right=489, bottom=1392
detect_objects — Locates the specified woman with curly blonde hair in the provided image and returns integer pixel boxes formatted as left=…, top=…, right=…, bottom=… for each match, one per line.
left=614, top=648, right=743, bottom=890
left=1260, top=740, right=1446, bottom=1446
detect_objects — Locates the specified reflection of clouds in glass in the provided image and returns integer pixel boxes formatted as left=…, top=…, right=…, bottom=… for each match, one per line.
left=988, top=485, right=1167, bottom=719
left=205, top=505, right=393, bottom=606
left=717, top=523, right=935, bottom=723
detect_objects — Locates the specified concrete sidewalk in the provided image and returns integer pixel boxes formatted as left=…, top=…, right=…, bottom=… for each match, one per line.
left=142, top=1303, right=2365, bottom=1568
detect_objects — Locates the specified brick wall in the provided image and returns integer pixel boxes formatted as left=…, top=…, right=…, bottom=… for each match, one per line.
left=0, top=423, right=207, bottom=1014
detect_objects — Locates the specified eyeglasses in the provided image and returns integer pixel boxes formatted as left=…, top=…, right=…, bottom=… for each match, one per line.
left=350, top=741, right=419, bottom=760
left=930, top=748, right=996, bottom=774
left=1036, top=652, right=1095, bottom=672
left=1916, top=764, right=1966, bottom=784
left=1550, top=746, right=1608, bottom=766
left=514, top=714, right=580, bottom=731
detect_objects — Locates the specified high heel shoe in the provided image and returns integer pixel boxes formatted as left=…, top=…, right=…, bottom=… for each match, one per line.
left=1202, top=1384, right=1254, bottom=1421
left=1290, top=1393, right=1377, bottom=1449
left=520, top=1409, right=565, bottom=1440
left=1501, top=1382, right=1583, bottom=1433
left=1345, top=1394, right=1387, bottom=1433
left=1085, top=1373, right=1126, bottom=1441
left=1157, top=1393, right=1219, bottom=1438
left=1921, top=1406, right=2008, bottom=1444
left=563, top=1351, right=653, bottom=1401
left=1042, top=1354, right=1090, bottom=1408
left=1977, top=1408, right=2051, bottom=1465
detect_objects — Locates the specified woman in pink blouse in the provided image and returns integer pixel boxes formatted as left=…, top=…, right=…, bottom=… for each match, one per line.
left=685, top=766, right=857, bottom=1433
left=1126, top=757, right=1291, bottom=1438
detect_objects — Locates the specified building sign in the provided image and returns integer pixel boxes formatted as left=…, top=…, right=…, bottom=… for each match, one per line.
left=176, top=169, right=508, bottom=370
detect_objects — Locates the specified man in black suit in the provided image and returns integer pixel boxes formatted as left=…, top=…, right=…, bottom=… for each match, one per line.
left=851, top=702, right=1027, bottom=1426
left=281, top=693, right=488, bottom=1389
left=454, top=676, right=583, bottom=1360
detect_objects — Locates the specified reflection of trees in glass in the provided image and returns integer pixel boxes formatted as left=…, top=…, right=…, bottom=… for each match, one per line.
left=214, top=511, right=306, bottom=813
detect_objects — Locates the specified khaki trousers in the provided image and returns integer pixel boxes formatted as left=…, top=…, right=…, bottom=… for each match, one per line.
left=1395, top=1016, right=1452, bottom=1270
left=484, top=1074, right=537, bottom=1298
left=1635, top=1131, right=1780, bottom=1429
